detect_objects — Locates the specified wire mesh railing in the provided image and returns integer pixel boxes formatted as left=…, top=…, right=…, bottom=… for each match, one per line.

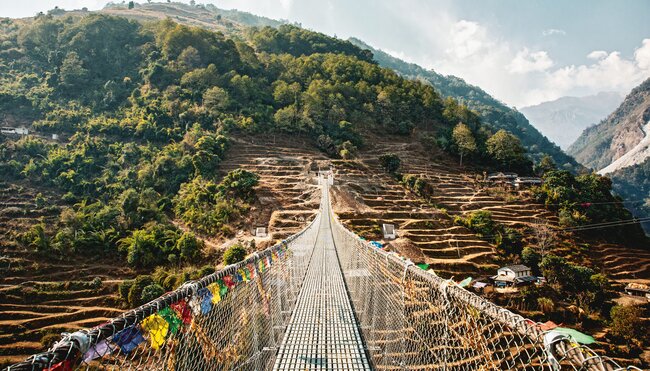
left=3, top=213, right=321, bottom=371
left=330, top=192, right=640, bottom=371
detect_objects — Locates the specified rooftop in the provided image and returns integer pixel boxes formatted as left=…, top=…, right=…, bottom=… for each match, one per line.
left=500, top=264, right=531, bottom=273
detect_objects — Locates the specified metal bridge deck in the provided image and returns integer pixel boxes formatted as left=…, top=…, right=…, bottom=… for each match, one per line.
left=273, top=191, right=370, bottom=370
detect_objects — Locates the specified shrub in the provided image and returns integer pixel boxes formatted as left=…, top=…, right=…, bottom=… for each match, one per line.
left=610, top=305, right=646, bottom=344
left=90, top=277, right=102, bottom=289
left=537, top=297, right=554, bottom=313
left=379, top=153, right=401, bottom=174
left=118, top=279, right=134, bottom=302
left=176, top=232, right=203, bottom=262
left=140, top=284, right=165, bottom=303
left=455, top=210, right=495, bottom=238
left=127, top=275, right=154, bottom=307
left=223, top=243, right=247, bottom=265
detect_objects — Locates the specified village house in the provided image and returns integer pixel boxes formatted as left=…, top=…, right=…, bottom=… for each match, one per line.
left=624, top=283, right=650, bottom=300
left=491, top=264, right=537, bottom=288
left=487, top=172, right=518, bottom=187
left=514, top=177, right=543, bottom=189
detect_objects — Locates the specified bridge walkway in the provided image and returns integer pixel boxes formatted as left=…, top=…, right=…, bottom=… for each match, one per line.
left=273, top=186, right=371, bottom=370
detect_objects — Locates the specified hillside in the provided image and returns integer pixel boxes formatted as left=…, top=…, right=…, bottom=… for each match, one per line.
left=609, top=157, right=650, bottom=233
left=348, top=37, right=582, bottom=171
left=520, top=92, right=623, bottom=149
left=568, top=78, right=650, bottom=172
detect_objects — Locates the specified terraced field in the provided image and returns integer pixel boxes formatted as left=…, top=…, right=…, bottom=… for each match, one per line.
left=593, top=243, right=650, bottom=284
left=0, top=135, right=329, bottom=366
left=330, top=158, right=501, bottom=278
left=221, top=135, right=328, bottom=241
left=0, top=183, right=134, bottom=367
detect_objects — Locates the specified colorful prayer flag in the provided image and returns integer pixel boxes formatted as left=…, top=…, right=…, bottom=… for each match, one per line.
left=141, top=313, right=169, bottom=350
left=112, top=325, right=145, bottom=353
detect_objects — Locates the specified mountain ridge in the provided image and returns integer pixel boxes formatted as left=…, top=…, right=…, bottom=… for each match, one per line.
left=568, top=77, right=650, bottom=171
left=520, top=92, right=623, bottom=150
left=347, top=37, right=582, bottom=171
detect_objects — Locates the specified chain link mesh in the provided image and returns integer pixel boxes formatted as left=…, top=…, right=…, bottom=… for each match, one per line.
left=330, top=188, right=639, bottom=371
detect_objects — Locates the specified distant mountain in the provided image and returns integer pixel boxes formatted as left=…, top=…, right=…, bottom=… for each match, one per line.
left=609, top=157, right=650, bottom=234
left=568, top=78, right=650, bottom=173
left=520, top=92, right=623, bottom=149
left=348, top=38, right=582, bottom=171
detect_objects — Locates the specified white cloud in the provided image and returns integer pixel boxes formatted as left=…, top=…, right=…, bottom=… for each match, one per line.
left=508, top=48, right=554, bottom=73
left=544, top=42, right=650, bottom=101
left=587, top=50, right=608, bottom=60
left=635, top=39, right=650, bottom=70
left=542, top=28, right=566, bottom=37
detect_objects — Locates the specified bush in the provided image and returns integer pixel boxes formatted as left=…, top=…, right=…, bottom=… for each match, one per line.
left=610, top=305, right=646, bottom=344
left=176, top=232, right=203, bottom=262
left=127, top=275, right=154, bottom=307
left=455, top=210, right=495, bottom=238
left=379, top=153, right=401, bottom=174
left=223, top=243, right=247, bottom=265
left=140, top=284, right=165, bottom=303
left=401, top=174, right=434, bottom=199
left=537, top=297, right=554, bottom=313
left=118, top=280, right=134, bottom=302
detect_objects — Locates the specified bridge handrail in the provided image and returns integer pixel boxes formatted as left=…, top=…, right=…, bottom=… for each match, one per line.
left=4, top=213, right=322, bottom=371
left=330, top=208, right=640, bottom=371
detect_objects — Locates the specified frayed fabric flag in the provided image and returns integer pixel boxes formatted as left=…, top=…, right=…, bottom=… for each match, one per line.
left=171, top=299, right=192, bottom=325
left=159, top=307, right=182, bottom=335
left=189, top=288, right=213, bottom=316
left=112, top=325, right=145, bottom=353
left=223, top=275, right=236, bottom=289
left=258, top=259, right=265, bottom=273
left=46, top=360, right=73, bottom=371
left=208, top=283, right=221, bottom=304
left=82, top=339, right=114, bottom=362
left=141, top=313, right=169, bottom=350
left=217, top=279, right=228, bottom=297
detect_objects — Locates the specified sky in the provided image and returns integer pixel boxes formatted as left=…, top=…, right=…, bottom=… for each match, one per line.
left=2, top=0, right=650, bottom=107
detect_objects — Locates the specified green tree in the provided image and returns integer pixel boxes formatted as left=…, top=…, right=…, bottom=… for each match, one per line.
left=218, top=169, right=260, bottom=200
left=128, top=1, right=135, bottom=9
left=59, top=52, right=88, bottom=89
left=223, top=243, right=247, bottom=265
left=379, top=153, right=401, bottom=174
left=203, top=86, right=231, bottom=113
left=521, top=246, right=541, bottom=275
left=452, top=123, right=477, bottom=166
left=176, top=232, right=203, bottom=262
left=486, top=129, right=527, bottom=170
left=537, top=155, right=556, bottom=175
left=127, top=275, right=154, bottom=306
left=610, top=305, right=646, bottom=344
left=140, top=284, right=165, bottom=303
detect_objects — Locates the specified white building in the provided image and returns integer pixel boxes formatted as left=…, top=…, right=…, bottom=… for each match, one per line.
left=255, top=227, right=267, bottom=238
left=382, top=224, right=396, bottom=240
left=492, top=264, right=536, bottom=287
left=514, top=177, right=543, bottom=188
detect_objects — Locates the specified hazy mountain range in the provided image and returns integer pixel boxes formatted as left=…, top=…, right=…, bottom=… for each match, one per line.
left=520, top=92, right=623, bottom=149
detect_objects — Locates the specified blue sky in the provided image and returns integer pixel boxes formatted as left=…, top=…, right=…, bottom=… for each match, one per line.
left=3, top=0, right=650, bottom=107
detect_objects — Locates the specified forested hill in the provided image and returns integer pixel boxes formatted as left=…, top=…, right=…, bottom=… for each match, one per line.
left=348, top=38, right=582, bottom=171
left=98, top=2, right=578, bottom=172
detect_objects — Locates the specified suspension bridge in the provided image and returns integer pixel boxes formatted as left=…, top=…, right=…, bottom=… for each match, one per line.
left=3, top=174, right=639, bottom=371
